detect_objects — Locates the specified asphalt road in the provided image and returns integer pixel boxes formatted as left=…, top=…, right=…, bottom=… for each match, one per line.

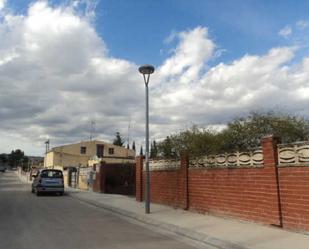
left=0, top=171, right=202, bottom=249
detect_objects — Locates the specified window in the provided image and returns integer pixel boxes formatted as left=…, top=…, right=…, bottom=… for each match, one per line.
left=108, top=148, right=114, bottom=155
left=80, top=146, right=87, bottom=154
left=40, top=170, right=63, bottom=178
left=97, top=144, right=104, bottom=158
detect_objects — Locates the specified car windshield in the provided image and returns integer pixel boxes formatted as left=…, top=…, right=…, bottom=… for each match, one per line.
left=40, top=170, right=63, bottom=178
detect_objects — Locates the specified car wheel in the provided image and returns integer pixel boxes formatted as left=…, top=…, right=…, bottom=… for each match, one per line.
left=31, top=188, right=35, bottom=193
left=36, top=190, right=41, bottom=196
left=59, top=191, right=64, bottom=196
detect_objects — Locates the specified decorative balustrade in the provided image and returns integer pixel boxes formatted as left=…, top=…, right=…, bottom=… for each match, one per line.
left=278, top=142, right=309, bottom=166
left=189, top=149, right=263, bottom=169
left=143, top=159, right=180, bottom=171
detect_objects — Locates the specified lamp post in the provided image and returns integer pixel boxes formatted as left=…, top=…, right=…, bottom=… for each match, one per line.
left=45, top=140, right=50, bottom=168
left=139, top=64, right=155, bottom=214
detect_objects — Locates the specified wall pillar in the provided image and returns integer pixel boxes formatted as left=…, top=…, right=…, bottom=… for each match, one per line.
left=177, top=152, right=189, bottom=210
left=135, top=156, right=144, bottom=202
left=261, top=135, right=282, bottom=227
left=93, top=162, right=106, bottom=193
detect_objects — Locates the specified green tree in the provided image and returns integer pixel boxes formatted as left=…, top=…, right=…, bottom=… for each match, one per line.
left=113, top=132, right=125, bottom=146
left=8, top=149, right=28, bottom=170
left=223, top=112, right=309, bottom=150
left=0, top=154, right=8, bottom=164
left=157, top=136, right=176, bottom=158
left=156, top=112, right=309, bottom=157
left=150, top=140, right=158, bottom=158
left=132, top=141, right=136, bottom=151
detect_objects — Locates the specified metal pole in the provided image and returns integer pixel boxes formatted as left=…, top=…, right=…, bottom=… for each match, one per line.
left=145, top=80, right=150, bottom=214
left=139, top=65, right=154, bottom=214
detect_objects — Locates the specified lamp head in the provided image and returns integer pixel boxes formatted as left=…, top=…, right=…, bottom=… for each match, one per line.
left=139, top=64, right=155, bottom=75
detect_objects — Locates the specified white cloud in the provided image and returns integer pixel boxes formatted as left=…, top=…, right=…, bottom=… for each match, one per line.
left=0, top=1, right=141, bottom=154
left=296, top=20, right=309, bottom=30
left=150, top=46, right=301, bottom=140
left=0, top=0, right=5, bottom=10
left=158, top=27, right=215, bottom=84
left=1, top=2, right=309, bottom=156
left=279, top=25, right=292, bottom=38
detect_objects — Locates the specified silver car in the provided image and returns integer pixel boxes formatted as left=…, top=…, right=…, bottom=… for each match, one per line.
left=32, top=169, right=64, bottom=196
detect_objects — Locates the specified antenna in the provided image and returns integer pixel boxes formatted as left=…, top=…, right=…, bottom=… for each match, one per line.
left=45, top=140, right=50, bottom=154
left=90, top=120, right=96, bottom=141
left=127, top=116, right=131, bottom=148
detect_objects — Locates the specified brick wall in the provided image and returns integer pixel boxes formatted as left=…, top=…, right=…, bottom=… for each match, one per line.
left=136, top=156, right=143, bottom=202
left=189, top=167, right=281, bottom=225
left=148, top=170, right=178, bottom=206
left=136, top=135, right=309, bottom=232
left=279, top=167, right=309, bottom=231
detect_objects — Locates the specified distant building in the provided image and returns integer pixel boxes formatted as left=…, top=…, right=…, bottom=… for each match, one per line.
left=44, top=140, right=135, bottom=169
left=28, top=156, right=44, bottom=169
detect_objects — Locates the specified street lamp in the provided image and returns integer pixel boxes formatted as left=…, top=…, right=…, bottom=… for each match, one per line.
left=139, top=64, right=155, bottom=214
left=44, top=140, right=50, bottom=168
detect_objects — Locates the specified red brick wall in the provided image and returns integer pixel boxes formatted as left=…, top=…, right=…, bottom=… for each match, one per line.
left=139, top=153, right=189, bottom=208
left=136, top=136, right=309, bottom=231
left=93, top=164, right=104, bottom=193
left=147, top=170, right=178, bottom=207
left=189, top=167, right=280, bottom=225
left=188, top=137, right=281, bottom=226
left=136, top=156, right=143, bottom=202
left=279, top=167, right=309, bottom=231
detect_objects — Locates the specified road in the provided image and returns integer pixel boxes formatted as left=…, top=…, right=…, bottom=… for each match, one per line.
left=0, top=171, right=202, bottom=249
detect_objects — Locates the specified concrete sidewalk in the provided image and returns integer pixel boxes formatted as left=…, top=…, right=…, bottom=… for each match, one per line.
left=66, top=187, right=309, bottom=249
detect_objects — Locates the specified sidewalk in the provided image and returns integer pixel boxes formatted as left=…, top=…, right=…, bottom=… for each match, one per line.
left=66, top=187, right=309, bottom=249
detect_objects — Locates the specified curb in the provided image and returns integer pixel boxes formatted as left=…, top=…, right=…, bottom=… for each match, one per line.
left=68, top=192, right=247, bottom=249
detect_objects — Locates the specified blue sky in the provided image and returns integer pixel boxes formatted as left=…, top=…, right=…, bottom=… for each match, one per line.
left=103, top=0, right=309, bottom=67
left=75, top=0, right=309, bottom=64
left=7, top=0, right=309, bottom=66
left=1, top=0, right=309, bottom=155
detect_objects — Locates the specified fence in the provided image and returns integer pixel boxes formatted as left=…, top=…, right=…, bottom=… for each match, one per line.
left=136, top=135, right=309, bottom=232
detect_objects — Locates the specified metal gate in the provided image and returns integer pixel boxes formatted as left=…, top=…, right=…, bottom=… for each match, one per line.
left=68, top=167, right=78, bottom=188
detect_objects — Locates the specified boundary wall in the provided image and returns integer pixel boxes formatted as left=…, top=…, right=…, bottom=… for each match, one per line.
left=136, top=136, right=309, bottom=232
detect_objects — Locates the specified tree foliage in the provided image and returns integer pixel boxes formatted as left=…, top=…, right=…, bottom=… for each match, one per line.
left=8, top=149, right=29, bottom=170
left=150, top=140, right=158, bottom=158
left=157, top=112, right=309, bottom=158
left=132, top=141, right=136, bottom=151
left=0, top=154, right=8, bottom=164
left=113, top=132, right=125, bottom=147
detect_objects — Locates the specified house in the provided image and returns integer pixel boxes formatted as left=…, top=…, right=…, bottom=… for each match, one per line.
left=44, top=140, right=135, bottom=169
left=28, top=156, right=44, bottom=169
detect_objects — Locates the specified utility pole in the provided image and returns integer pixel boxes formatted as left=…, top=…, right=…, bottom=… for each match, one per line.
left=127, top=116, right=131, bottom=149
left=45, top=140, right=50, bottom=154
left=44, top=140, right=50, bottom=168
left=90, top=120, right=96, bottom=141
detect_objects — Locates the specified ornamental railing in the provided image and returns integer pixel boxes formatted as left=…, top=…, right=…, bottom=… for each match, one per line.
left=278, top=142, right=309, bottom=166
left=189, top=149, right=263, bottom=169
left=143, top=159, right=180, bottom=171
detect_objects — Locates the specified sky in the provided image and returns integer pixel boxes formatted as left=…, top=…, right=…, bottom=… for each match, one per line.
left=1, top=0, right=309, bottom=156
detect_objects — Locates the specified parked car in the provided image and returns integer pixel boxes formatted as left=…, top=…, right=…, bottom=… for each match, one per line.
left=0, top=165, right=6, bottom=172
left=32, top=169, right=64, bottom=196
